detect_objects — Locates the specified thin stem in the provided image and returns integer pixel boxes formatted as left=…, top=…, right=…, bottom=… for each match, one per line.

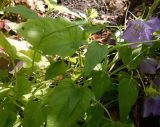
left=31, top=49, right=36, bottom=74
left=127, top=11, right=138, bottom=19
left=107, top=52, right=119, bottom=71
left=142, top=4, right=147, bottom=19
left=105, top=99, right=118, bottom=107
left=108, top=39, right=159, bottom=53
left=110, top=65, right=126, bottom=76
left=109, top=45, right=149, bottom=75
left=146, top=0, right=160, bottom=19
left=96, top=100, right=113, bottom=122
left=102, top=57, right=109, bottom=73
left=136, top=70, right=146, bottom=95
left=78, top=51, right=83, bottom=68
left=9, top=95, right=23, bottom=109
left=106, top=25, right=124, bottom=29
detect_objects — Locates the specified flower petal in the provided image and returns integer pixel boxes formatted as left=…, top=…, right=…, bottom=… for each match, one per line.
left=143, top=97, right=155, bottom=118
left=153, top=76, right=160, bottom=87
left=153, top=96, right=160, bottom=116
left=147, top=17, right=160, bottom=32
left=139, top=58, right=158, bottom=74
left=123, top=20, right=153, bottom=48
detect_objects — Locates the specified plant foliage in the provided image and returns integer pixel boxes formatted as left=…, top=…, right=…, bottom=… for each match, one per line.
left=0, top=3, right=160, bottom=127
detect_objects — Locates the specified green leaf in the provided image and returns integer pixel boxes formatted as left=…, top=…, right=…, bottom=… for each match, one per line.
left=0, top=88, right=10, bottom=100
left=0, top=32, right=17, bottom=59
left=46, top=79, right=93, bottom=127
left=23, top=101, right=45, bottom=127
left=103, top=121, right=134, bottom=127
left=15, top=17, right=84, bottom=57
left=91, top=71, right=111, bottom=99
left=128, top=45, right=145, bottom=69
left=0, top=102, right=17, bottom=127
left=118, top=71, right=130, bottom=80
left=4, top=5, right=39, bottom=19
left=85, top=105, right=104, bottom=127
left=118, top=44, right=147, bottom=69
left=84, top=42, right=108, bottom=75
left=21, top=49, right=42, bottom=62
left=0, top=70, right=9, bottom=82
left=84, top=24, right=106, bottom=33
left=16, top=52, right=32, bottom=68
left=118, top=78, right=138, bottom=122
left=45, top=61, right=68, bottom=80
left=0, top=109, right=17, bottom=127
left=151, top=40, right=160, bottom=50
left=14, top=75, right=32, bottom=95
left=118, top=46, right=132, bottom=65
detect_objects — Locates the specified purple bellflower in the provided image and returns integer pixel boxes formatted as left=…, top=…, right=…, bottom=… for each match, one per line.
left=123, top=18, right=160, bottom=74
left=143, top=75, right=160, bottom=118
left=123, top=18, right=160, bottom=118
left=139, top=57, right=160, bottom=74
left=146, top=17, right=160, bottom=32
left=123, top=19, right=153, bottom=48
left=153, top=76, right=160, bottom=87
left=139, top=58, right=158, bottom=74
left=123, top=17, right=160, bottom=48
left=143, top=77, right=160, bottom=118
left=143, top=96, right=160, bottom=118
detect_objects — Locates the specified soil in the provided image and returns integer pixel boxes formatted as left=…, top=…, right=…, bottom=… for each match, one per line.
left=57, top=0, right=129, bottom=25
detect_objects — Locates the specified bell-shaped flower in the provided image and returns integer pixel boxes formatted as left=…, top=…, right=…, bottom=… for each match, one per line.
left=146, top=17, right=160, bottom=32
left=153, top=76, right=160, bottom=87
left=143, top=96, right=160, bottom=118
left=123, top=19, right=153, bottom=48
left=139, top=58, right=158, bottom=74
left=123, top=17, right=160, bottom=48
left=143, top=74, right=160, bottom=118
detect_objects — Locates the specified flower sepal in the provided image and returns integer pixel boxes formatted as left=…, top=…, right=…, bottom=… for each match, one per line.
left=145, top=86, right=159, bottom=97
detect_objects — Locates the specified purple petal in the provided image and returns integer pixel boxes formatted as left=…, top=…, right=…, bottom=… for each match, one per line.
left=157, top=62, right=160, bottom=70
left=153, top=96, right=160, bottom=116
left=139, top=58, right=158, bottom=74
left=153, top=76, right=160, bottom=87
left=123, top=20, right=153, bottom=48
left=143, top=97, right=155, bottom=118
left=147, top=17, right=160, bottom=32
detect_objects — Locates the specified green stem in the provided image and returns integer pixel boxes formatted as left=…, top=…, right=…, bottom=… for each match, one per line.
left=146, top=0, right=160, bottom=19
left=109, top=45, right=149, bottom=75
left=107, top=52, right=119, bottom=71
left=78, top=51, right=83, bottom=68
left=108, top=39, right=159, bottom=53
left=110, top=65, right=126, bottom=76
left=96, top=100, right=113, bottom=122
left=31, top=50, right=36, bottom=74
left=9, top=96, right=23, bottom=109
left=136, top=70, right=146, bottom=95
